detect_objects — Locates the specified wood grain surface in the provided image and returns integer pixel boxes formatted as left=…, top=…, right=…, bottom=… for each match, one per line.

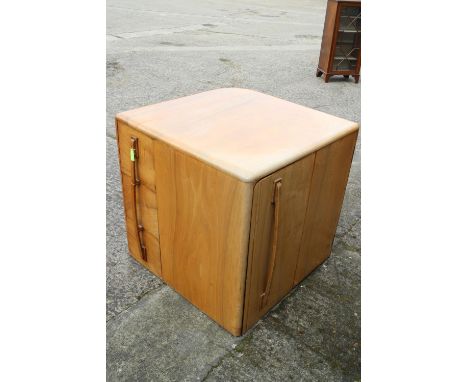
left=243, top=131, right=357, bottom=333
left=294, top=131, right=358, bottom=284
left=116, top=121, right=162, bottom=276
left=116, top=88, right=358, bottom=182
left=117, top=121, right=157, bottom=192
left=115, top=91, right=359, bottom=336
left=153, top=139, right=254, bottom=336
left=318, top=0, right=338, bottom=73
left=120, top=175, right=160, bottom=239
left=243, top=153, right=316, bottom=332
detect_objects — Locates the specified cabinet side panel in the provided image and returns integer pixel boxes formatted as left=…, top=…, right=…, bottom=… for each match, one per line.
left=318, top=0, right=338, bottom=72
left=153, top=140, right=253, bottom=336
left=242, top=154, right=316, bottom=334
left=294, top=131, right=358, bottom=284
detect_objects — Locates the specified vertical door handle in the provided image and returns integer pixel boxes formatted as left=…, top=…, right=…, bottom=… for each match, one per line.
left=260, top=178, right=282, bottom=309
left=130, top=136, right=147, bottom=262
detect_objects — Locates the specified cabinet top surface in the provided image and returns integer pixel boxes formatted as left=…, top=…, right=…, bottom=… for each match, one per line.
left=116, top=88, right=358, bottom=182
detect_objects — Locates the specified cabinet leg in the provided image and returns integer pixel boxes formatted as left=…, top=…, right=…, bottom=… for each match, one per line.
left=316, top=69, right=323, bottom=77
left=324, top=74, right=331, bottom=83
left=353, top=75, right=360, bottom=84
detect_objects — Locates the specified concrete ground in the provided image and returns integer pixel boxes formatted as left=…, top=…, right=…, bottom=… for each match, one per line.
left=107, top=0, right=360, bottom=380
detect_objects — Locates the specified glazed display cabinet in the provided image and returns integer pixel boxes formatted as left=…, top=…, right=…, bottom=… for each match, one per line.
left=316, top=0, right=361, bottom=83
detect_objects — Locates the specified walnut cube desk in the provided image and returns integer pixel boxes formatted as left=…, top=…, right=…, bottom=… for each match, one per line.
left=116, top=88, right=359, bottom=336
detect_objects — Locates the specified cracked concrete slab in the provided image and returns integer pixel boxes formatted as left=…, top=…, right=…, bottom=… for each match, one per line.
left=204, top=246, right=360, bottom=382
left=206, top=319, right=341, bottom=382
left=106, top=286, right=240, bottom=381
left=336, top=181, right=361, bottom=239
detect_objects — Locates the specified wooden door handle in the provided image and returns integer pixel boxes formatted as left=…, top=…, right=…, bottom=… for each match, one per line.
left=130, top=137, right=147, bottom=262
left=260, top=178, right=282, bottom=309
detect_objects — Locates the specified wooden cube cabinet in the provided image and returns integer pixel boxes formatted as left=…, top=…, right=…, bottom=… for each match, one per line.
left=116, top=88, right=359, bottom=336
left=316, top=0, right=361, bottom=83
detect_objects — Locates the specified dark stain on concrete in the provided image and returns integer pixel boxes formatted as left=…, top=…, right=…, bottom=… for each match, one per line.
left=245, top=8, right=287, bottom=18
left=160, top=41, right=186, bottom=46
left=296, top=34, right=320, bottom=39
left=106, top=60, right=123, bottom=78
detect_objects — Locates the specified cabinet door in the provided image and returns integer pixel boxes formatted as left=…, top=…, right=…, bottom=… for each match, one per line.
left=242, top=154, right=316, bottom=332
left=294, top=131, right=358, bottom=284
